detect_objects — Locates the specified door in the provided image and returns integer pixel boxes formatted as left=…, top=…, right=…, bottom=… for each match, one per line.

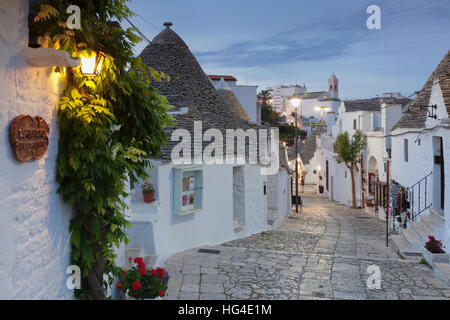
left=326, top=160, right=329, bottom=192
left=331, top=176, right=334, bottom=199
left=432, top=137, right=445, bottom=210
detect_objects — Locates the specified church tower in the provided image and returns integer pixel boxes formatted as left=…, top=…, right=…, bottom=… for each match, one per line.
left=328, top=73, right=339, bottom=98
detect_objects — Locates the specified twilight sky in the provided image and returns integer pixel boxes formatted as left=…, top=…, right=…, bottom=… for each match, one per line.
left=127, top=0, right=450, bottom=100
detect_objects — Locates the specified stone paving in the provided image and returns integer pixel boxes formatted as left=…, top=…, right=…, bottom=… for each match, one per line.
left=162, top=194, right=450, bottom=300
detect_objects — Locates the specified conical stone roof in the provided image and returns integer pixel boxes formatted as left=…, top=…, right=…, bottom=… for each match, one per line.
left=217, top=89, right=251, bottom=121
left=394, top=50, right=450, bottom=129
left=139, top=23, right=265, bottom=160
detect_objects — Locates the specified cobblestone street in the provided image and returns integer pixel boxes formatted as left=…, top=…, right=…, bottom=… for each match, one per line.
left=162, top=194, right=450, bottom=300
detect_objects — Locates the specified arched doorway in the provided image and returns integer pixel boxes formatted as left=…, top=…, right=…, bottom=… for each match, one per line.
left=367, top=156, right=378, bottom=196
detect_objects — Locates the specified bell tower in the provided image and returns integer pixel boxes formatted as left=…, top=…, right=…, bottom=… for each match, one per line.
left=328, top=73, right=339, bottom=98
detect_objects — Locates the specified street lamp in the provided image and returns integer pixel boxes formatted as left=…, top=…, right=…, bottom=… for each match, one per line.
left=289, top=95, right=302, bottom=213
left=80, top=51, right=105, bottom=76
left=314, top=105, right=331, bottom=125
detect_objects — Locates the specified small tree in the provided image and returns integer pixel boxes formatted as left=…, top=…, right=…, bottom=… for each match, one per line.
left=335, top=130, right=367, bottom=208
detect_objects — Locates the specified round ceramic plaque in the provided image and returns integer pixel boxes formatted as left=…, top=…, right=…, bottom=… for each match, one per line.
left=9, top=115, right=49, bottom=162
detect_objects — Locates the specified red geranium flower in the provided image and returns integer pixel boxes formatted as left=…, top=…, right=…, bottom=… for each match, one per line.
left=159, top=289, right=165, bottom=297
left=116, top=281, right=123, bottom=290
left=122, top=269, right=127, bottom=276
left=139, top=267, right=146, bottom=276
left=151, top=269, right=158, bottom=276
left=132, top=281, right=142, bottom=291
left=157, top=267, right=165, bottom=277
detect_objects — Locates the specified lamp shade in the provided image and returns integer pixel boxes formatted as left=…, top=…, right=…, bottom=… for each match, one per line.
left=80, top=52, right=105, bottom=76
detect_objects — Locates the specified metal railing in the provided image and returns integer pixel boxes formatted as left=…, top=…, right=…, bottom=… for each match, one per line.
left=407, top=171, right=433, bottom=223
left=386, top=171, right=432, bottom=245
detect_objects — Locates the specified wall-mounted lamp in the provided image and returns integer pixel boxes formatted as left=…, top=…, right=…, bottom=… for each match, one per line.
left=80, top=51, right=105, bottom=76
left=405, top=104, right=437, bottom=120
left=314, top=105, right=331, bottom=125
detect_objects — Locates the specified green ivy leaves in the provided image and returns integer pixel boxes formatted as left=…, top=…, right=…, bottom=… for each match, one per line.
left=31, top=0, right=175, bottom=300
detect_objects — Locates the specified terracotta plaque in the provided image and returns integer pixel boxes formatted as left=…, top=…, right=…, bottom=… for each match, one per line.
left=9, top=115, right=49, bottom=162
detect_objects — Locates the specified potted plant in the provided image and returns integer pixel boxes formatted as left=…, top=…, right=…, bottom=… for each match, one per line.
left=365, top=194, right=374, bottom=207
left=423, top=235, right=449, bottom=266
left=117, top=257, right=169, bottom=300
left=142, top=180, right=155, bottom=203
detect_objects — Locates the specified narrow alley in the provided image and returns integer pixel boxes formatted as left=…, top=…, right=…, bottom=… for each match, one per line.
left=163, top=194, right=450, bottom=300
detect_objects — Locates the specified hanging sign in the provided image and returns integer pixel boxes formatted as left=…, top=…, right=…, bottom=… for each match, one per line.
left=9, top=115, right=49, bottom=162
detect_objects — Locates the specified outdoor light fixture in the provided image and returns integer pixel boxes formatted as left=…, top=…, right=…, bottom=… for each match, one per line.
left=405, top=104, right=438, bottom=120
left=289, top=97, right=302, bottom=109
left=289, top=95, right=303, bottom=213
left=315, top=105, right=331, bottom=125
left=80, top=51, right=105, bottom=76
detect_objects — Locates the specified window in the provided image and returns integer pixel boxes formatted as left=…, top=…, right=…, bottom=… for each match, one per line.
left=353, top=119, right=357, bottom=130
left=404, top=139, right=409, bottom=162
left=173, top=166, right=203, bottom=216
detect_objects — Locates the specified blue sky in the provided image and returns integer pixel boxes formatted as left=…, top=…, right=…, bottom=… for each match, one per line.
left=127, top=0, right=450, bottom=100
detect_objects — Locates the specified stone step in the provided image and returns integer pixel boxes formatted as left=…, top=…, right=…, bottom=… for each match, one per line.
left=391, top=235, right=423, bottom=261
left=434, top=263, right=450, bottom=286
left=421, top=215, right=441, bottom=229
left=400, top=227, right=423, bottom=251
left=410, top=221, right=433, bottom=242
left=430, top=208, right=445, bottom=223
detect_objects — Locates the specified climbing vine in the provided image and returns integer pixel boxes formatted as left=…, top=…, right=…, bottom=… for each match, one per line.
left=30, top=0, right=174, bottom=299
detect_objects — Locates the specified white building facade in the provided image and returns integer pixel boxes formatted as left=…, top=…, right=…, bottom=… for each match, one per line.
left=390, top=51, right=450, bottom=254
left=0, top=0, right=74, bottom=299
left=208, top=75, right=259, bottom=124
left=124, top=24, right=293, bottom=272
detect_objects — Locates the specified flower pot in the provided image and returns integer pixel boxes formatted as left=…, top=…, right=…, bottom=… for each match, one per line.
left=365, top=198, right=373, bottom=207
left=423, top=248, right=449, bottom=267
left=318, top=185, right=324, bottom=194
left=143, top=191, right=155, bottom=203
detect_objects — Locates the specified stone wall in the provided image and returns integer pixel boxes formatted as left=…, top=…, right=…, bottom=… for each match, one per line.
left=0, top=0, right=73, bottom=299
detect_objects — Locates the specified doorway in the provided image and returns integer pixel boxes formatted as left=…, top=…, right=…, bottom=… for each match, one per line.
left=233, top=166, right=246, bottom=230
left=432, top=136, right=445, bottom=211
left=331, top=176, right=334, bottom=199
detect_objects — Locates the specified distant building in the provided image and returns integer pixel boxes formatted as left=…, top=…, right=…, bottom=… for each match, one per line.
left=269, top=84, right=307, bottom=114
left=268, top=74, right=343, bottom=130
left=208, top=75, right=259, bottom=124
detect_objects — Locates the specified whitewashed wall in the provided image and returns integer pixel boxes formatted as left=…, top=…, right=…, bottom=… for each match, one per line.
left=0, top=0, right=73, bottom=299
left=124, top=163, right=270, bottom=265
left=321, top=148, right=362, bottom=207
left=267, top=168, right=291, bottom=222
left=230, top=85, right=258, bottom=124
left=391, top=80, right=450, bottom=248
left=365, top=132, right=387, bottom=182
left=391, top=128, right=450, bottom=247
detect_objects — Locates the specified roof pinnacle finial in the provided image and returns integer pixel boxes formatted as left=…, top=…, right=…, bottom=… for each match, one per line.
left=163, top=22, right=173, bottom=29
